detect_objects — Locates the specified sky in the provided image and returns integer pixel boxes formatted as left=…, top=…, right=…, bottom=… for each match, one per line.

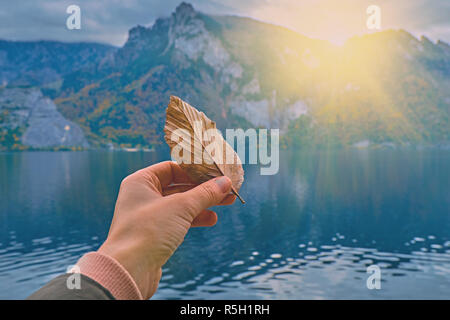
left=0, top=0, right=448, bottom=46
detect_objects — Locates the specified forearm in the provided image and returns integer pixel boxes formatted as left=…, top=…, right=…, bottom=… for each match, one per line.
left=27, top=273, right=115, bottom=300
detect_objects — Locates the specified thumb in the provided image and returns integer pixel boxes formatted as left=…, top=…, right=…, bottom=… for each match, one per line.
left=176, top=176, right=232, bottom=220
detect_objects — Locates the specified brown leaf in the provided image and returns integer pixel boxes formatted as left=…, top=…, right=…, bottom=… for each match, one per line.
left=164, top=96, right=245, bottom=203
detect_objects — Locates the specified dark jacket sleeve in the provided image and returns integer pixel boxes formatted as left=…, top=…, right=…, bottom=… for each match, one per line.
left=27, top=274, right=115, bottom=300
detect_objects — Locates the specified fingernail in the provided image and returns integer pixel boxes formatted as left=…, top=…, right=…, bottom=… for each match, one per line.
left=215, top=176, right=231, bottom=193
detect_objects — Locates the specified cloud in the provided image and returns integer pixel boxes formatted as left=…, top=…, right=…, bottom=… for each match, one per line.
left=0, top=0, right=448, bottom=46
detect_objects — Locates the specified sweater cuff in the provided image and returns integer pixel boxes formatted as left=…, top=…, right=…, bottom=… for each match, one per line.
left=73, top=251, right=143, bottom=300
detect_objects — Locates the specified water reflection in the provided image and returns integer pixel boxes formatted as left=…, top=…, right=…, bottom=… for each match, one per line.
left=0, top=149, right=449, bottom=299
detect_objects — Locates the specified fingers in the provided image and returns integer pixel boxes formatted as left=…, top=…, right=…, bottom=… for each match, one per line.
left=163, top=185, right=237, bottom=206
left=124, top=162, right=237, bottom=209
left=131, top=161, right=192, bottom=189
left=219, top=194, right=236, bottom=206
left=173, top=176, right=232, bottom=221
left=191, top=209, right=218, bottom=227
left=162, top=183, right=196, bottom=196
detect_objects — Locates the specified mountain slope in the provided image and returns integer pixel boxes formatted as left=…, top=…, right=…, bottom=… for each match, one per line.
left=1, top=2, right=449, bottom=150
left=54, top=2, right=449, bottom=149
left=0, top=87, right=88, bottom=150
left=0, top=40, right=116, bottom=88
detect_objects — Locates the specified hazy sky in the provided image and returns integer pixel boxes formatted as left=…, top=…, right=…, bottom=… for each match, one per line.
left=0, top=0, right=448, bottom=46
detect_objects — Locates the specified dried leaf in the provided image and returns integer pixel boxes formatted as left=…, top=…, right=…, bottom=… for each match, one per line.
left=164, top=96, right=245, bottom=203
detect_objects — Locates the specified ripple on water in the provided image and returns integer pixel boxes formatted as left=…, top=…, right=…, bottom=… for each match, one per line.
left=204, top=276, right=223, bottom=285
left=154, top=236, right=450, bottom=299
left=232, top=271, right=256, bottom=281
left=229, top=260, right=245, bottom=267
left=248, top=266, right=262, bottom=271
left=0, top=238, right=101, bottom=298
left=4, top=231, right=448, bottom=300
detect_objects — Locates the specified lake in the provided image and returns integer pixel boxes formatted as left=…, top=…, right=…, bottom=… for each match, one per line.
left=0, top=149, right=449, bottom=299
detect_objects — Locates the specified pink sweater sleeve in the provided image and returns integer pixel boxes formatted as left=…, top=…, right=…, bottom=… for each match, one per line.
left=74, top=251, right=143, bottom=300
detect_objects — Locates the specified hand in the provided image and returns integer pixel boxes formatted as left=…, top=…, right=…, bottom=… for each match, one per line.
left=98, top=161, right=235, bottom=299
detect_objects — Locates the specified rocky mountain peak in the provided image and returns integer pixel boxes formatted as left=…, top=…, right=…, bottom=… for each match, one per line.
left=128, top=25, right=150, bottom=42
left=164, top=3, right=243, bottom=82
left=170, top=2, right=200, bottom=36
left=121, top=3, right=198, bottom=54
left=174, top=2, right=196, bottom=19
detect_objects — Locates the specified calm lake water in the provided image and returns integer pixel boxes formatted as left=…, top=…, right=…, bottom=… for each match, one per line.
left=0, top=150, right=449, bottom=299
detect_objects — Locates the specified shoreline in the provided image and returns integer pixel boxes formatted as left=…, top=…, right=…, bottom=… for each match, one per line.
left=1, top=143, right=450, bottom=153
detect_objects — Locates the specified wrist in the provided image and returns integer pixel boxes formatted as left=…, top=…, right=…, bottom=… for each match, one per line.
left=98, top=240, right=161, bottom=299
left=74, top=251, right=143, bottom=300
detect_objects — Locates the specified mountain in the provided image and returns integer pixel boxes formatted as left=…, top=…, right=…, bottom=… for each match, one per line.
left=0, top=40, right=114, bottom=150
left=1, top=2, right=449, bottom=150
left=0, top=87, right=88, bottom=150
left=0, top=40, right=116, bottom=88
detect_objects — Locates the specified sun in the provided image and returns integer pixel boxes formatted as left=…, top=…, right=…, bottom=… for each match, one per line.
left=246, top=0, right=377, bottom=45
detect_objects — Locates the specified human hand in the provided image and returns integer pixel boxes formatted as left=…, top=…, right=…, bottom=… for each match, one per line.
left=97, top=161, right=235, bottom=299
